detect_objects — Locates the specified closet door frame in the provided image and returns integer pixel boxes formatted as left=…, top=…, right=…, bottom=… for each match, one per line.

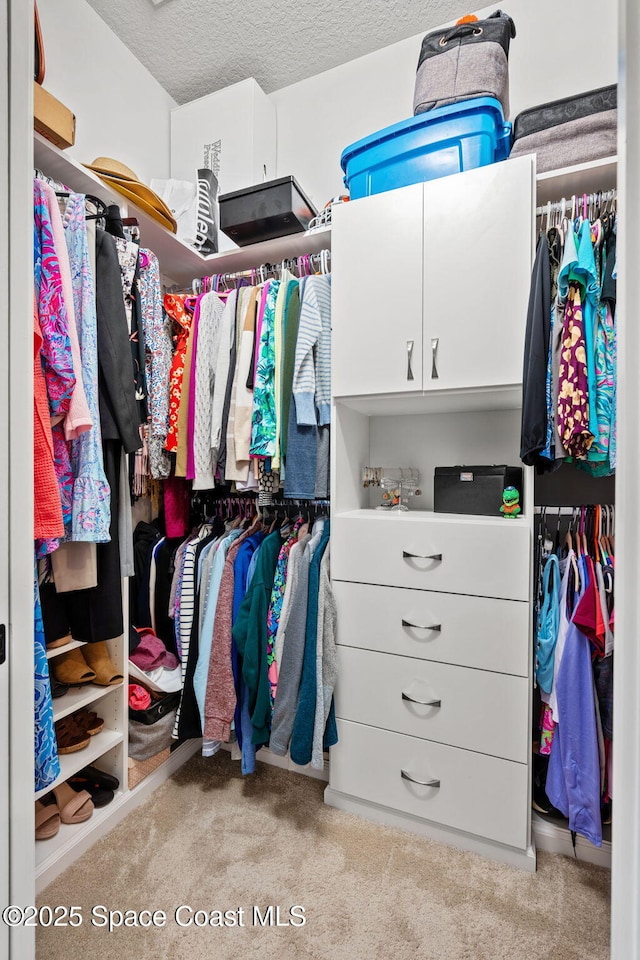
left=0, top=3, right=10, bottom=954
left=6, top=1, right=36, bottom=957
left=613, top=2, right=640, bottom=957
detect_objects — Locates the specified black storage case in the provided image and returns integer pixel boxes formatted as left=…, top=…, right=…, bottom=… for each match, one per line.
left=434, top=465, right=523, bottom=517
left=510, top=85, right=617, bottom=173
left=218, top=175, right=318, bottom=246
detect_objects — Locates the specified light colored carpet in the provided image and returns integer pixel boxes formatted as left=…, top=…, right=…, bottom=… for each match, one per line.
left=38, top=752, right=611, bottom=960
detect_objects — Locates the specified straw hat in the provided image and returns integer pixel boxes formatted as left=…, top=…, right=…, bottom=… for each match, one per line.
left=83, top=157, right=178, bottom=234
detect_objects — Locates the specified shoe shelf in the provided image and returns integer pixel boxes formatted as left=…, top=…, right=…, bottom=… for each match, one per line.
left=35, top=729, right=123, bottom=802
left=52, top=682, right=122, bottom=723
left=46, top=639, right=86, bottom=661
left=35, top=787, right=126, bottom=872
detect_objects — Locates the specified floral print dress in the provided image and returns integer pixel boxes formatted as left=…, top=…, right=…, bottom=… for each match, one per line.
left=164, top=294, right=193, bottom=454
left=63, top=193, right=111, bottom=541
left=33, top=179, right=75, bottom=556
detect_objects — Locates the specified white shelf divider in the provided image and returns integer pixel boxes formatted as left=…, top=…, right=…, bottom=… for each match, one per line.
left=46, top=639, right=86, bottom=661
left=52, top=682, right=122, bottom=723
left=34, top=133, right=331, bottom=286
left=536, top=156, right=617, bottom=205
left=35, top=788, right=126, bottom=871
left=35, top=729, right=123, bottom=802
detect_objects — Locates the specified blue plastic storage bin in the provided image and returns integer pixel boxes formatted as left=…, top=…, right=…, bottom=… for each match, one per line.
left=341, top=97, right=512, bottom=200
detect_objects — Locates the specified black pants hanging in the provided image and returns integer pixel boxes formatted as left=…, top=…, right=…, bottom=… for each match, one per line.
left=41, top=439, right=125, bottom=644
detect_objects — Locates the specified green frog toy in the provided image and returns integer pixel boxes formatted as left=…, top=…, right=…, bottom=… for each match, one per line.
left=500, top=486, right=521, bottom=519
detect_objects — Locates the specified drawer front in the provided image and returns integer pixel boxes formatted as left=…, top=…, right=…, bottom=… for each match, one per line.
left=332, top=515, right=530, bottom=600
left=335, top=647, right=528, bottom=762
left=333, top=581, right=529, bottom=676
left=330, top=719, right=529, bottom=850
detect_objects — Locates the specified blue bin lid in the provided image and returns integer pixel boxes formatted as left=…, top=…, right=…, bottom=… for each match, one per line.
left=340, top=97, right=509, bottom=173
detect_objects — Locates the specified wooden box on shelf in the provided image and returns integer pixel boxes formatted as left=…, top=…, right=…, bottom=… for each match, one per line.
left=33, top=82, right=75, bottom=149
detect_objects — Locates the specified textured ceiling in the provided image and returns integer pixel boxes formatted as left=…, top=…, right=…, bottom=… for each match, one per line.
left=86, top=0, right=465, bottom=104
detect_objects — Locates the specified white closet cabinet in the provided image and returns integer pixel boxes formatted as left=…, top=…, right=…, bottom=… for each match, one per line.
left=332, top=155, right=534, bottom=398
left=331, top=182, right=424, bottom=396
left=327, top=156, right=536, bottom=871
left=423, top=156, right=534, bottom=391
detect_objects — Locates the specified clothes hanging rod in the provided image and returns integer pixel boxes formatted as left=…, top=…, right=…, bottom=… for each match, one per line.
left=535, top=188, right=617, bottom=217
left=534, top=505, right=614, bottom=515
left=209, top=249, right=331, bottom=282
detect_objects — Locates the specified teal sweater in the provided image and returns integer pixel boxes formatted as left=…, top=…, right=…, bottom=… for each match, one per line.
left=232, top=530, right=282, bottom=746
left=290, top=522, right=331, bottom=765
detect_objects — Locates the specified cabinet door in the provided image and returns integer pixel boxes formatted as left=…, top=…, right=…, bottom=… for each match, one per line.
left=422, top=156, right=534, bottom=392
left=332, top=183, right=424, bottom=396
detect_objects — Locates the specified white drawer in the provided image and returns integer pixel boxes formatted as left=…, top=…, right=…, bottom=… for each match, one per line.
left=332, top=513, right=530, bottom=600
left=335, top=647, right=528, bottom=762
left=330, top=719, right=529, bottom=850
left=333, top=581, right=529, bottom=676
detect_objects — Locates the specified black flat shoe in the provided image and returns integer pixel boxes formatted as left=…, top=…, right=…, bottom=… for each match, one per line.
left=76, top=764, right=120, bottom=791
left=68, top=777, right=115, bottom=808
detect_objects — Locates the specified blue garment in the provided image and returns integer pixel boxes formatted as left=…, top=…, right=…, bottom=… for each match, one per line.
left=34, top=567, right=60, bottom=792
left=546, top=557, right=602, bottom=846
left=536, top=554, right=560, bottom=694
left=290, top=522, right=330, bottom=766
left=193, top=529, right=242, bottom=729
left=573, top=221, right=600, bottom=438
left=540, top=306, right=556, bottom=463
left=63, top=193, right=111, bottom=542
left=232, top=531, right=265, bottom=775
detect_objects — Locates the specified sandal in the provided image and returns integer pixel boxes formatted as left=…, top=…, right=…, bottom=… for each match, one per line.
left=68, top=776, right=114, bottom=808
left=54, top=715, right=91, bottom=755
left=82, top=642, right=124, bottom=686
left=52, top=647, right=96, bottom=686
left=73, top=708, right=104, bottom=736
left=46, top=633, right=73, bottom=651
left=77, top=764, right=120, bottom=791
left=51, top=678, right=69, bottom=699
left=35, top=799, right=60, bottom=840
left=51, top=782, right=94, bottom=824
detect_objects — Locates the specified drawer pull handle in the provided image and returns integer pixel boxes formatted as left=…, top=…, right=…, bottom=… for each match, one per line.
left=406, top=340, right=415, bottom=381
left=402, top=619, right=442, bottom=632
left=401, top=769, right=441, bottom=788
left=402, top=551, right=443, bottom=561
left=402, top=692, right=441, bottom=708
left=431, top=338, right=440, bottom=379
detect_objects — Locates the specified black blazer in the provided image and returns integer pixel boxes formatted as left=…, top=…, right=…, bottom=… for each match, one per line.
left=95, top=228, right=142, bottom=454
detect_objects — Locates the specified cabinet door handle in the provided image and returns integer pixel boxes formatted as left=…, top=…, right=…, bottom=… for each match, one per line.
left=402, top=551, right=443, bottom=561
left=401, top=619, right=442, bottom=632
left=406, top=340, right=415, bottom=381
left=401, top=769, right=441, bottom=788
left=402, top=692, right=442, bottom=707
left=431, top=338, right=440, bottom=379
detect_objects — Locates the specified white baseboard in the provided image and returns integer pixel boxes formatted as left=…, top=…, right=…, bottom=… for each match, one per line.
left=532, top=812, right=611, bottom=868
left=324, top=787, right=537, bottom=872
left=218, top=741, right=330, bottom=782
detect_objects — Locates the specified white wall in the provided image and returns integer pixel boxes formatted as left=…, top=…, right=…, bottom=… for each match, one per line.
left=37, top=0, right=176, bottom=182
left=270, top=0, right=618, bottom=208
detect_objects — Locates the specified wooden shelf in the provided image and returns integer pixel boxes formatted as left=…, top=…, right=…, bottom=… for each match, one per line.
left=35, top=729, right=123, bottom=801
left=34, top=133, right=331, bottom=285
left=53, top=682, right=122, bottom=723
left=536, top=156, right=617, bottom=205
